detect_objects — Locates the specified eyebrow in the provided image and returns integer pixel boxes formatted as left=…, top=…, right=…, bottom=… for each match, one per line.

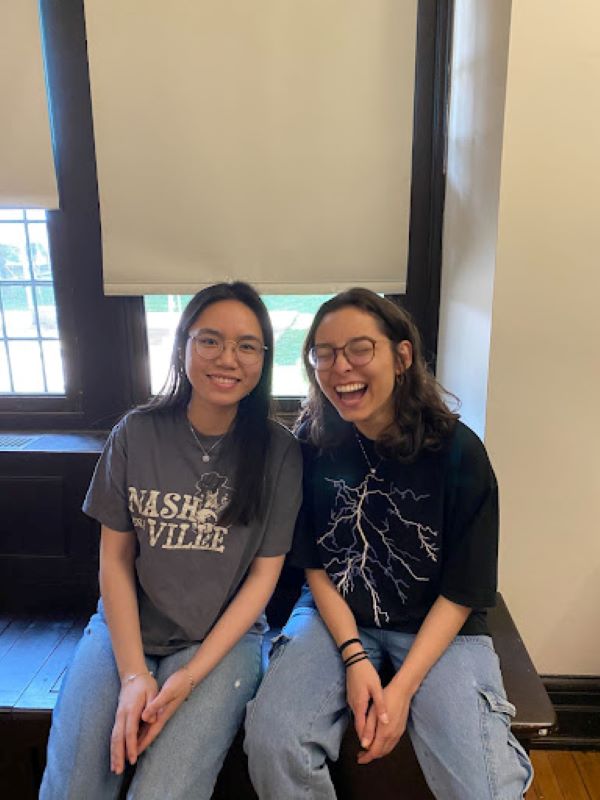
left=313, top=336, right=374, bottom=346
left=193, top=327, right=262, bottom=343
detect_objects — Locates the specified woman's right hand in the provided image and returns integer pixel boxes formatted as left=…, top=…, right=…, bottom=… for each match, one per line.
left=345, top=659, right=389, bottom=751
left=110, top=672, right=158, bottom=774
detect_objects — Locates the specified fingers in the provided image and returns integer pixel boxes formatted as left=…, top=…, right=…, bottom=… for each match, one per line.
left=351, top=696, right=368, bottom=741
left=358, top=680, right=389, bottom=751
left=141, top=685, right=168, bottom=723
left=142, top=683, right=159, bottom=723
left=371, top=681, right=389, bottom=726
left=136, top=711, right=166, bottom=755
left=357, top=731, right=393, bottom=765
left=124, top=707, right=142, bottom=766
left=360, top=705, right=378, bottom=750
left=357, top=724, right=400, bottom=765
left=110, top=713, right=127, bottom=774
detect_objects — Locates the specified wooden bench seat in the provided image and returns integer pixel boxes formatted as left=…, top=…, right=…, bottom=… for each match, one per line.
left=0, top=594, right=555, bottom=799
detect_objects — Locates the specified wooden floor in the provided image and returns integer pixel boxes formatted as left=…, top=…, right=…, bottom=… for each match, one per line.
left=528, top=751, right=600, bottom=800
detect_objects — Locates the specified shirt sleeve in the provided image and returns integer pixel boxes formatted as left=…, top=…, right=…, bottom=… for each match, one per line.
left=256, top=435, right=303, bottom=557
left=440, top=425, right=499, bottom=609
left=82, top=416, right=134, bottom=532
left=288, top=441, right=323, bottom=569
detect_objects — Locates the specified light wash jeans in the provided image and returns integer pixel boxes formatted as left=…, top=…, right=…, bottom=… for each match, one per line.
left=245, top=599, right=534, bottom=800
left=40, top=602, right=263, bottom=800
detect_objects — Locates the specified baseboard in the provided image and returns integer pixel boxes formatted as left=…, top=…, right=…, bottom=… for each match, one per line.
left=532, top=676, right=600, bottom=750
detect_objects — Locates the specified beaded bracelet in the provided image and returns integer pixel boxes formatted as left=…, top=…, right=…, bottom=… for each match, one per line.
left=182, top=664, right=196, bottom=693
left=121, top=670, right=154, bottom=685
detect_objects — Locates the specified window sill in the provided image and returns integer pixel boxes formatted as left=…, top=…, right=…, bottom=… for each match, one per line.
left=0, top=431, right=106, bottom=454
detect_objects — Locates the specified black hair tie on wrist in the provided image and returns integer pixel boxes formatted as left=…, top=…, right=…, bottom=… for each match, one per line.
left=338, top=637, right=362, bottom=655
left=344, top=653, right=370, bottom=670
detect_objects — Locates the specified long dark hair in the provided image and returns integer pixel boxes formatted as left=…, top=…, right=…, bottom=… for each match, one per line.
left=298, top=288, right=458, bottom=461
left=139, top=282, right=273, bottom=525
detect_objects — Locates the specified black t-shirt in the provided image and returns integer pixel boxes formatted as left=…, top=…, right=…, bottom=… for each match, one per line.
left=290, top=421, right=498, bottom=635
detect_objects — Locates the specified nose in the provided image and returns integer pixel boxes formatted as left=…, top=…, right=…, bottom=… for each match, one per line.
left=332, top=349, right=353, bottom=373
left=215, top=341, right=238, bottom=367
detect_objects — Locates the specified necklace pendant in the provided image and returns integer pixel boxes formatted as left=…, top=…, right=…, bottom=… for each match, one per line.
left=202, top=454, right=210, bottom=463
left=370, top=468, right=376, bottom=474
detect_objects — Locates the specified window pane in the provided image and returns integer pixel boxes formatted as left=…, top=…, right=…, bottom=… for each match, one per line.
left=28, top=222, right=52, bottom=280
left=8, top=340, right=45, bottom=392
left=1, top=285, right=38, bottom=337
left=0, top=209, right=24, bottom=221
left=263, top=295, right=332, bottom=396
left=144, top=296, right=193, bottom=394
left=0, top=344, right=11, bottom=391
left=0, top=209, right=66, bottom=395
left=36, top=285, right=59, bottom=337
left=0, top=223, right=30, bottom=280
left=25, top=209, right=47, bottom=221
left=42, top=340, right=65, bottom=393
left=144, top=294, right=331, bottom=396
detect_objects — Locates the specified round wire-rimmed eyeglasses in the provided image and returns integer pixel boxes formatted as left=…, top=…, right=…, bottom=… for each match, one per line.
left=308, top=336, right=379, bottom=370
left=188, top=334, right=267, bottom=365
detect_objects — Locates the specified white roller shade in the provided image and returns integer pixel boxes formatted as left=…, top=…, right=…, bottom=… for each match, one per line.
left=0, top=1, right=58, bottom=209
left=85, top=1, right=417, bottom=295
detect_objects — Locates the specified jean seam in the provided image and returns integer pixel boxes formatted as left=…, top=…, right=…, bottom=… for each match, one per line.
left=303, top=676, right=347, bottom=799
left=478, top=690, right=499, bottom=799
left=244, top=633, right=290, bottom=732
left=478, top=685, right=524, bottom=800
left=451, top=638, right=494, bottom=650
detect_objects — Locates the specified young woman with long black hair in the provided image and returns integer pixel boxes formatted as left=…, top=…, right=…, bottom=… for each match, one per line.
left=246, top=288, right=532, bottom=799
left=41, top=282, right=302, bottom=800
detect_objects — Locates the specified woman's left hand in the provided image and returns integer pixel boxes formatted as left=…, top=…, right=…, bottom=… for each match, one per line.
left=136, top=668, right=194, bottom=755
left=356, top=680, right=412, bottom=765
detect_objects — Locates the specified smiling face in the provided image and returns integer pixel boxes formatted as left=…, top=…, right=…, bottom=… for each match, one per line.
left=185, top=299, right=265, bottom=432
left=312, top=306, right=412, bottom=439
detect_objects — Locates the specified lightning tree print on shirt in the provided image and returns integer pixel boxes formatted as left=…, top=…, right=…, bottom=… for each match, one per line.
left=317, top=472, right=439, bottom=626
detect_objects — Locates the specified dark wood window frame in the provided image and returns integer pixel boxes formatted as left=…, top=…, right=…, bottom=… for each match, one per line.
left=0, top=0, right=451, bottom=432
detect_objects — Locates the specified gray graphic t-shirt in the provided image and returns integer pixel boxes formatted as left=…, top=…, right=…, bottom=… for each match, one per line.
left=83, top=410, right=302, bottom=654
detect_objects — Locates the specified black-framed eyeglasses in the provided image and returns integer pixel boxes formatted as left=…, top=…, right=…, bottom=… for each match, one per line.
left=308, top=336, right=379, bottom=370
left=189, top=333, right=268, bottom=365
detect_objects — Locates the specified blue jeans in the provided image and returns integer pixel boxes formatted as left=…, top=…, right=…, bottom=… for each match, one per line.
left=40, top=603, right=263, bottom=800
left=245, top=603, right=533, bottom=800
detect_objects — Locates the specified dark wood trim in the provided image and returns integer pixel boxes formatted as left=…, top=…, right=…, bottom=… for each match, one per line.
left=400, top=0, right=453, bottom=369
left=533, top=676, right=600, bottom=750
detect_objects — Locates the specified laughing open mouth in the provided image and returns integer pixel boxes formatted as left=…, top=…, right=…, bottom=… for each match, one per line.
left=335, top=382, right=367, bottom=401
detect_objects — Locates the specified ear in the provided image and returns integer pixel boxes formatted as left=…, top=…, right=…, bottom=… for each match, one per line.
left=395, top=340, right=413, bottom=375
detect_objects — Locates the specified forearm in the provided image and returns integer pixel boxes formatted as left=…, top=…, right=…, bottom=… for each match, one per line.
left=99, top=528, right=147, bottom=680
left=307, top=569, right=363, bottom=658
left=185, top=555, right=285, bottom=685
left=391, top=595, right=471, bottom=697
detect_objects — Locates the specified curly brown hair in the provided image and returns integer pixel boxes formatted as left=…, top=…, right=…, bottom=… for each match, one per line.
left=297, top=288, right=459, bottom=461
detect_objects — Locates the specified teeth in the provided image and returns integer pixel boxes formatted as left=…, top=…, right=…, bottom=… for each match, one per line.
left=210, top=376, right=238, bottom=385
left=336, top=383, right=366, bottom=393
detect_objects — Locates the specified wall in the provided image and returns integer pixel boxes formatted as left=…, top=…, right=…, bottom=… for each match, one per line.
left=436, top=0, right=512, bottom=437
left=440, top=0, right=600, bottom=674
left=486, top=0, right=600, bottom=675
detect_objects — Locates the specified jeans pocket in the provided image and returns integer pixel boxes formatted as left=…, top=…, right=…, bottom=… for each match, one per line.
left=478, top=687, right=516, bottom=722
left=478, top=687, right=533, bottom=797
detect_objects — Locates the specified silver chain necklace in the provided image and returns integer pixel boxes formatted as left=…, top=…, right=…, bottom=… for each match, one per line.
left=353, top=428, right=382, bottom=476
left=188, top=421, right=227, bottom=463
